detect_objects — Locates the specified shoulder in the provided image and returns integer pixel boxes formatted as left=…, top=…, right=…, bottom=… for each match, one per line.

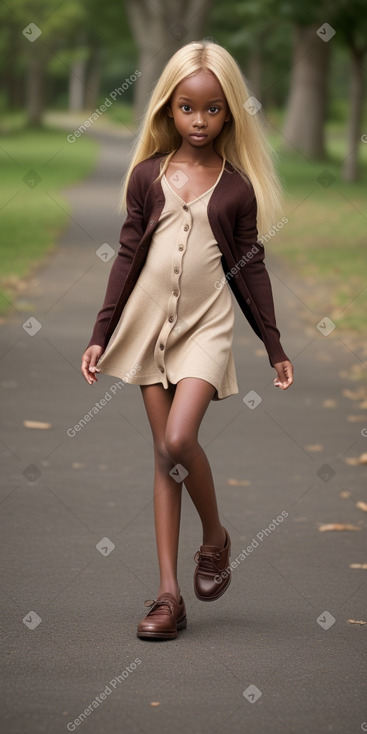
left=127, top=154, right=165, bottom=203
left=222, top=161, right=255, bottom=197
left=213, top=161, right=256, bottom=218
left=130, top=154, right=165, bottom=185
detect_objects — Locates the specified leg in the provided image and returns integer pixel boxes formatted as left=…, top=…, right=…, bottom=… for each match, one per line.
left=165, top=378, right=226, bottom=549
left=140, top=383, right=182, bottom=601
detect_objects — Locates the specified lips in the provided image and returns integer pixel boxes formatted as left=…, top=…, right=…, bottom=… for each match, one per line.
left=190, top=133, right=207, bottom=139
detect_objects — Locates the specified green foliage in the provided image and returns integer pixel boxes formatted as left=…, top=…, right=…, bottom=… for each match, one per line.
left=0, top=127, right=98, bottom=312
left=0, top=0, right=132, bottom=111
left=269, top=119, right=367, bottom=334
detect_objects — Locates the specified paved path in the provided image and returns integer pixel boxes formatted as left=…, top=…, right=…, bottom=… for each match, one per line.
left=1, top=128, right=366, bottom=734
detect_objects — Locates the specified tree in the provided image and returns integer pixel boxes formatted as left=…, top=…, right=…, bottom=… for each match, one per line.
left=3, top=0, right=86, bottom=126
left=333, top=0, right=367, bottom=181
left=282, top=23, right=331, bottom=159
left=124, top=0, right=212, bottom=122
left=278, top=0, right=339, bottom=159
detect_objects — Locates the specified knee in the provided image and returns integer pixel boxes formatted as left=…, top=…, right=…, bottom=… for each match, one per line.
left=153, top=441, right=172, bottom=471
left=165, top=429, right=197, bottom=464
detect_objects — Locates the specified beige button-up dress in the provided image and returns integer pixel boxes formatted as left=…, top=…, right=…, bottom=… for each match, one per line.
left=96, top=164, right=239, bottom=400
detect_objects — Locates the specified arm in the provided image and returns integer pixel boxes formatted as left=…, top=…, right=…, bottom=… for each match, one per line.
left=86, top=169, right=145, bottom=350
left=234, top=189, right=293, bottom=389
left=81, top=168, right=145, bottom=384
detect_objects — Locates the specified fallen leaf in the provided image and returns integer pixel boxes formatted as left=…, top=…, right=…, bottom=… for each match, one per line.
left=23, top=420, right=52, bottom=430
left=322, top=399, right=337, bottom=408
left=318, top=523, right=361, bottom=532
left=347, top=415, right=367, bottom=423
left=347, top=619, right=366, bottom=625
left=342, top=388, right=366, bottom=400
left=344, top=457, right=360, bottom=465
left=227, top=478, right=251, bottom=486
left=359, top=401, right=367, bottom=409
left=356, top=501, right=367, bottom=512
left=349, top=563, right=367, bottom=569
left=340, top=491, right=351, bottom=498
left=305, top=444, right=323, bottom=452
left=72, top=462, right=85, bottom=469
left=359, top=453, right=367, bottom=465
left=150, top=702, right=160, bottom=706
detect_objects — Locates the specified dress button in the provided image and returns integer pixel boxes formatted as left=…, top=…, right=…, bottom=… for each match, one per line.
left=245, top=297, right=251, bottom=304
left=149, top=219, right=155, bottom=226
left=183, top=204, right=188, bottom=211
left=173, top=267, right=179, bottom=274
left=159, top=343, right=164, bottom=350
left=178, top=245, right=184, bottom=251
left=183, top=224, right=189, bottom=231
left=159, top=366, right=164, bottom=373
left=168, top=316, right=174, bottom=323
left=172, top=290, right=179, bottom=296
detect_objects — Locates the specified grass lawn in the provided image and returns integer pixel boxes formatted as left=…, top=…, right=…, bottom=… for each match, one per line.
left=0, top=126, right=98, bottom=314
left=265, top=115, right=367, bottom=337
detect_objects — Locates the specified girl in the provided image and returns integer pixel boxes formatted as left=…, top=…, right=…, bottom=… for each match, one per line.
left=81, top=40, right=293, bottom=640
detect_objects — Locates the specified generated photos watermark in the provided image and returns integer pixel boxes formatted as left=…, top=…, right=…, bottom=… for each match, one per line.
left=214, top=218, right=288, bottom=291
left=67, top=71, right=141, bottom=143
left=67, top=365, right=141, bottom=437
left=66, top=659, right=142, bottom=730
left=214, top=511, right=288, bottom=584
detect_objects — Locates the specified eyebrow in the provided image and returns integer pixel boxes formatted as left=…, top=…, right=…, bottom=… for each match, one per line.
left=177, top=96, right=224, bottom=103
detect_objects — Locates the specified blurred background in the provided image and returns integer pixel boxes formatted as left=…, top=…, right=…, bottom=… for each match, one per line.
left=1, top=0, right=366, bottom=341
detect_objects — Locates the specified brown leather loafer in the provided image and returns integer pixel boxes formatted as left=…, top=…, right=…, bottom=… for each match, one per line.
left=194, top=527, right=231, bottom=601
left=137, top=593, right=187, bottom=639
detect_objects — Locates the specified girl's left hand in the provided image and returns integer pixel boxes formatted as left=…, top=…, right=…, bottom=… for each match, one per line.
left=273, top=360, right=293, bottom=390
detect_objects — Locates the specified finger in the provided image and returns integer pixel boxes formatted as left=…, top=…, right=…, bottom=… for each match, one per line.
left=280, top=368, right=294, bottom=389
left=81, top=355, right=97, bottom=384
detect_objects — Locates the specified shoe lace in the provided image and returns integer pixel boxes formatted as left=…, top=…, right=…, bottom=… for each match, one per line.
left=194, top=549, right=222, bottom=572
left=143, top=598, right=175, bottom=617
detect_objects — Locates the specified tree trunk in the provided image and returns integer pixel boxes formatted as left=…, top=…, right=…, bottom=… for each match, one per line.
left=26, top=54, right=44, bottom=126
left=4, top=26, right=23, bottom=109
left=84, top=47, right=102, bottom=110
left=69, top=57, right=87, bottom=111
left=342, top=50, right=365, bottom=182
left=283, top=24, right=331, bottom=159
left=125, top=0, right=212, bottom=122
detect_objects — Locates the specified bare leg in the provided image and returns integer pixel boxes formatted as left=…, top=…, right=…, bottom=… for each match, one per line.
left=140, top=383, right=182, bottom=601
left=165, top=378, right=226, bottom=549
left=141, top=377, right=226, bottom=602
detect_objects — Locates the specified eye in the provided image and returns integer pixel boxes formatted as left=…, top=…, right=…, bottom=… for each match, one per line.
left=181, top=104, right=191, bottom=112
left=208, top=106, right=220, bottom=114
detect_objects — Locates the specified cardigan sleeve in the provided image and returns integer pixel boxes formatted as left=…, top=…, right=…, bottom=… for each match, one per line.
left=233, top=190, right=289, bottom=365
left=85, top=168, right=146, bottom=350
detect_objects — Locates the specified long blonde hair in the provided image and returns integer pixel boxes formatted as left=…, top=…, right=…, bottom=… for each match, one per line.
left=120, top=41, right=282, bottom=235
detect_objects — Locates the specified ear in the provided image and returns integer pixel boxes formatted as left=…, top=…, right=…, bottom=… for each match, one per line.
left=224, top=110, right=231, bottom=123
left=166, top=104, right=173, bottom=119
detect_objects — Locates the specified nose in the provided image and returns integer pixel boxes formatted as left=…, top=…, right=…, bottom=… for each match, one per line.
left=193, top=113, right=206, bottom=129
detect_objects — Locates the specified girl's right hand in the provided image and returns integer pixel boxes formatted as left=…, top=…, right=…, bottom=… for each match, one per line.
left=81, top=345, right=104, bottom=384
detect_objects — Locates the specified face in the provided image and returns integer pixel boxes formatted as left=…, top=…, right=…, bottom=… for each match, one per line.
left=167, top=69, right=230, bottom=149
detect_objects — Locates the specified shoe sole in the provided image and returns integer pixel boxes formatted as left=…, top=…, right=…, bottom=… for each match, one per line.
left=137, top=616, right=187, bottom=640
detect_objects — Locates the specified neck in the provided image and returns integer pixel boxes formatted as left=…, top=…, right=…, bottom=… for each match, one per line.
left=174, top=141, right=221, bottom=166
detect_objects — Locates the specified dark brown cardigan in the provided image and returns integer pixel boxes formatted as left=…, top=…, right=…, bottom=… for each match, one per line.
left=87, top=154, right=289, bottom=367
